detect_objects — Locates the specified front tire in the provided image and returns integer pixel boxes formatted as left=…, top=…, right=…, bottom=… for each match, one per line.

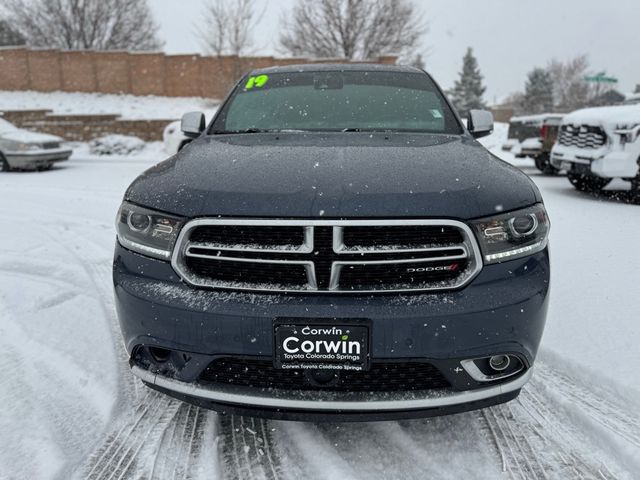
left=567, top=171, right=611, bottom=192
left=534, top=153, right=559, bottom=175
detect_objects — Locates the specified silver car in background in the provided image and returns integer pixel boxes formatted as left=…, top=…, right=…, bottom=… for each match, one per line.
left=0, top=118, right=72, bottom=171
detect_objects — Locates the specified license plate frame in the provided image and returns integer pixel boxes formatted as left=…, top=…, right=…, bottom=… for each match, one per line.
left=273, top=319, right=371, bottom=371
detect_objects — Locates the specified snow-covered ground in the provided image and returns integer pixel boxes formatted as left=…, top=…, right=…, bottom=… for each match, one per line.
left=0, top=90, right=219, bottom=120
left=1, top=127, right=639, bottom=480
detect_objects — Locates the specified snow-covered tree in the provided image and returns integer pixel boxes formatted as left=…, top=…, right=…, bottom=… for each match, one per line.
left=547, top=55, right=593, bottom=111
left=449, top=48, right=486, bottom=117
left=521, top=67, right=555, bottom=114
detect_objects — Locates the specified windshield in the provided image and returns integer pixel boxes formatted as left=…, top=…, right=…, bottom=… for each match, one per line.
left=211, top=70, right=462, bottom=134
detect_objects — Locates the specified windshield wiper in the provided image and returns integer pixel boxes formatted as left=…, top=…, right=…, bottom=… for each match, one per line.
left=212, top=128, right=274, bottom=134
left=212, top=128, right=311, bottom=135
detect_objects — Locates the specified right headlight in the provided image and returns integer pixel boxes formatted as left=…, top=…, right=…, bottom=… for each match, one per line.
left=116, top=202, right=184, bottom=260
left=469, top=204, right=550, bottom=264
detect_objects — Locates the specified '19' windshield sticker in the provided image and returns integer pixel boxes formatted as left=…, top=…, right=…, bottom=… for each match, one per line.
left=245, top=75, right=269, bottom=90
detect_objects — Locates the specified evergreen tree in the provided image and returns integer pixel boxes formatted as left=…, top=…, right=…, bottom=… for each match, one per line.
left=521, top=68, right=555, bottom=114
left=635, top=84, right=640, bottom=94
left=449, top=48, right=486, bottom=117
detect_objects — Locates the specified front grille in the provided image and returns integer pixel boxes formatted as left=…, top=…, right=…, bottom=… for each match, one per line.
left=189, top=225, right=309, bottom=251
left=558, top=124, right=607, bottom=149
left=199, top=358, right=451, bottom=392
left=185, top=256, right=310, bottom=289
left=172, top=219, right=481, bottom=293
left=341, top=225, right=463, bottom=250
left=41, top=142, right=60, bottom=149
left=337, top=259, right=469, bottom=291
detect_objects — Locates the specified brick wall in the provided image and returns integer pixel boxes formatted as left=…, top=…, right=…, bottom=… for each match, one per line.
left=1, top=109, right=174, bottom=142
left=0, top=47, right=397, bottom=99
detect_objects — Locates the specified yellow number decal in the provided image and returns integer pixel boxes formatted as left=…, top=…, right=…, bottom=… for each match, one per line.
left=245, top=74, right=269, bottom=89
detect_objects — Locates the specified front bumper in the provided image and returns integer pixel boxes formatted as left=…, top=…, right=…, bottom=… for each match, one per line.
left=5, top=149, right=72, bottom=169
left=114, top=243, right=550, bottom=419
left=135, top=364, right=531, bottom=421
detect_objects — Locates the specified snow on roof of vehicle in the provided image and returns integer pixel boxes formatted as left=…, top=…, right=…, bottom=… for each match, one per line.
left=510, top=113, right=564, bottom=124
left=563, top=104, right=640, bottom=125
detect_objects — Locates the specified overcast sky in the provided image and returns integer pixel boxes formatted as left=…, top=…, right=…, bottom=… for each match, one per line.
left=151, top=0, right=640, bottom=103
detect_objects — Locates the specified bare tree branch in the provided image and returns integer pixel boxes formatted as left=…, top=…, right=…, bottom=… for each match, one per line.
left=198, top=0, right=264, bottom=57
left=279, top=0, right=427, bottom=61
left=3, top=0, right=162, bottom=51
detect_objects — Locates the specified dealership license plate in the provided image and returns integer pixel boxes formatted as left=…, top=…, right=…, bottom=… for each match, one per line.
left=274, top=321, right=370, bottom=371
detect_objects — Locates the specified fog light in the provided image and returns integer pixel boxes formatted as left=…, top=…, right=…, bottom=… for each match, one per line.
left=149, top=347, right=172, bottom=363
left=489, top=355, right=511, bottom=371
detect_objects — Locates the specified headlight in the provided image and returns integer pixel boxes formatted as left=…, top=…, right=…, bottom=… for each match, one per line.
left=116, top=202, right=184, bottom=260
left=4, top=141, right=40, bottom=152
left=614, top=124, right=640, bottom=143
left=470, top=204, right=550, bottom=264
left=18, top=143, right=41, bottom=151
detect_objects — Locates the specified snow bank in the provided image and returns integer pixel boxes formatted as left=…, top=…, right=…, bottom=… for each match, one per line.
left=89, top=135, right=146, bottom=156
left=0, top=90, right=219, bottom=120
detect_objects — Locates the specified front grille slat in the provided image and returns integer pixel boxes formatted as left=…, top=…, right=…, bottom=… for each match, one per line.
left=199, top=358, right=451, bottom=392
left=173, top=220, right=481, bottom=293
left=558, top=124, right=607, bottom=149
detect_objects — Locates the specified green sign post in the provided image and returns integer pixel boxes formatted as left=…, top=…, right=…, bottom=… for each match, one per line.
left=584, top=72, right=619, bottom=84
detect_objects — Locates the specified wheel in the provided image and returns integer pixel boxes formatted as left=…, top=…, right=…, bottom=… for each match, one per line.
left=0, top=153, right=10, bottom=172
left=567, top=171, right=611, bottom=192
left=534, top=153, right=559, bottom=175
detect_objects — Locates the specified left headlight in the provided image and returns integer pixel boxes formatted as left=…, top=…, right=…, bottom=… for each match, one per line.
left=469, top=204, right=550, bottom=264
left=116, top=202, right=184, bottom=260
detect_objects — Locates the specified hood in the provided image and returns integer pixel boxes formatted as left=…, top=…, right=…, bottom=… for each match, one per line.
left=1, top=129, right=63, bottom=144
left=563, top=104, right=640, bottom=132
left=125, top=132, right=539, bottom=220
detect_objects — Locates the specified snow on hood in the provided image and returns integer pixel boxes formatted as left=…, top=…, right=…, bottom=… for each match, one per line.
left=563, top=104, right=640, bottom=130
left=0, top=129, right=63, bottom=144
left=0, top=117, right=18, bottom=134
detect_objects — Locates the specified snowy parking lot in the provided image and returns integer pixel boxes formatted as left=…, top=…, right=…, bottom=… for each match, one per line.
left=1, top=130, right=639, bottom=479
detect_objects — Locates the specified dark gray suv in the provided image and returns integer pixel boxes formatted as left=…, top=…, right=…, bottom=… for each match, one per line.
left=114, top=64, right=550, bottom=421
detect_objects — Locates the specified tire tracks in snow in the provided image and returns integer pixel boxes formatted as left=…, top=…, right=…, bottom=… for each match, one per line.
left=480, top=362, right=637, bottom=480
left=218, top=415, right=282, bottom=480
left=53, top=226, right=280, bottom=479
left=533, top=363, right=640, bottom=449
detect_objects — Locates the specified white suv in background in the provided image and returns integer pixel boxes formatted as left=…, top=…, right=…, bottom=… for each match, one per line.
left=551, top=105, right=640, bottom=192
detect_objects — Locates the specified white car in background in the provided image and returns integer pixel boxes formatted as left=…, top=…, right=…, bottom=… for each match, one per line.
left=163, top=120, right=191, bottom=155
left=0, top=118, right=72, bottom=171
left=551, top=105, right=640, bottom=192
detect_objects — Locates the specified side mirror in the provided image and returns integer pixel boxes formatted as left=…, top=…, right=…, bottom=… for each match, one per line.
left=468, top=110, right=494, bottom=139
left=181, top=112, right=206, bottom=138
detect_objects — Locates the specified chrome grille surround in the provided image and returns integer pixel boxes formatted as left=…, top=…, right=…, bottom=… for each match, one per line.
left=171, top=219, right=483, bottom=294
